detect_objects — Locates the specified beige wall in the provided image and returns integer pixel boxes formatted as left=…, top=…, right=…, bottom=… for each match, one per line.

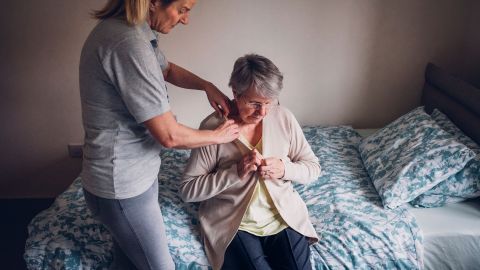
left=163, top=0, right=474, bottom=128
left=0, top=0, right=102, bottom=197
left=0, top=0, right=478, bottom=197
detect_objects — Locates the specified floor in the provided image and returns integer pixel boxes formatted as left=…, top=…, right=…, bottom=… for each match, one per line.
left=1, top=198, right=55, bottom=269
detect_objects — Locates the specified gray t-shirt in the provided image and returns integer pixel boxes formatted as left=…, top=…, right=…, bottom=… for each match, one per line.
left=79, top=18, right=170, bottom=199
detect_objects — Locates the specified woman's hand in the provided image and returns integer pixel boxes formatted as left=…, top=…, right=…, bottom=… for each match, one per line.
left=162, top=63, right=231, bottom=116
left=205, top=82, right=231, bottom=117
left=212, top=119, right=239, bottom=144
left=258, top=158, right=285, bottom=179
left=237, top=149, right=264, bottom=179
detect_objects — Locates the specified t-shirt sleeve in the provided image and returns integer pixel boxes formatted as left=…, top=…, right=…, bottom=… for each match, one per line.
left=102, top=37, right=170, bottom=123
left=156, top=48, right=169, bottom=72
left=152, top=32, right=169, bottom=72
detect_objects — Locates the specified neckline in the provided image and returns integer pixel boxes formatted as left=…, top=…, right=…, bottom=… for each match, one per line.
left=237, top=134, right=262, bottom=151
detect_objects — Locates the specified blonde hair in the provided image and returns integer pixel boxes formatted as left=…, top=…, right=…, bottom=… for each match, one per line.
left=92, top=0, right=150, bottom=26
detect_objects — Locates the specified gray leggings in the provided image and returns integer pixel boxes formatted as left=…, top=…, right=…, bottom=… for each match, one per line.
left=83, top=180, right=174, bottom=270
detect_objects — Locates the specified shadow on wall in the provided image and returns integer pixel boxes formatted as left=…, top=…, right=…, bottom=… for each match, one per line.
left=0, top=157, right=82, bottom=198
left=344, top=1, right=472, bottom=128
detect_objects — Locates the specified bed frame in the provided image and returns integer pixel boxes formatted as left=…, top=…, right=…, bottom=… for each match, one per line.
left=421, top=63, right=480, bottom=144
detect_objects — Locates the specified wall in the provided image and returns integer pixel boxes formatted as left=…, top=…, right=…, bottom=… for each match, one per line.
left=460, top=0, right=480, bottom=86
left=163, top=0, right=473, bottom=127
left=0, top=0, right=102, bottom=197
left=0, top=0, right=477, bottom=197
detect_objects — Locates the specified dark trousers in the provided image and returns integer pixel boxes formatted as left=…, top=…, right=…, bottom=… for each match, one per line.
left=222, top=228, right=312, bottom=270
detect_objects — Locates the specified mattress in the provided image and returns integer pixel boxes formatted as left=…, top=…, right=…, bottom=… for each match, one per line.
left=408, top=200, right=480, bottom=270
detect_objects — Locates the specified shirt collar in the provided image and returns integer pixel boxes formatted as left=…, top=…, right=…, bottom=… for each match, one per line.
left=139, top=21, right=158, bottom=48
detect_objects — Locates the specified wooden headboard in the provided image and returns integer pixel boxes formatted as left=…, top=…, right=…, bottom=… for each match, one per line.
left=421, top=63, right=480, bottom=145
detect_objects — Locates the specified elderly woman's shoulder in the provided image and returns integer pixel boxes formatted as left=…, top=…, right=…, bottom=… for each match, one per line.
left=199, top=112, right=224, bottom=130
left=274, top=105, right=297, bottom=120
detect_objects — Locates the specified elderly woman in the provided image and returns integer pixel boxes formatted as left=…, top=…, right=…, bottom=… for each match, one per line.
left=79, top=0, right=239, bottom=269
left=180, top=54, right=321, bottom=270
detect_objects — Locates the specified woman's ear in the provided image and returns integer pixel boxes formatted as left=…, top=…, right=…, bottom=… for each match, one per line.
left=228, top=99, right=239, bottom=118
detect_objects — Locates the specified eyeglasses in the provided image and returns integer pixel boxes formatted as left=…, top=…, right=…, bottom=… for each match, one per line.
left=239, top=97, right=279, bottom=111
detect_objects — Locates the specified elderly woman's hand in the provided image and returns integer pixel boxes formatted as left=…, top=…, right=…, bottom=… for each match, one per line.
left=237, top=149, right=263, bottom=179
left=258, top=158, right=285, bottom=180
left=204, top=82, right=231, bottom=117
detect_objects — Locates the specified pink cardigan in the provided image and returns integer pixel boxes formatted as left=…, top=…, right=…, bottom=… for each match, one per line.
left=180, top=106, right=320, bottom=270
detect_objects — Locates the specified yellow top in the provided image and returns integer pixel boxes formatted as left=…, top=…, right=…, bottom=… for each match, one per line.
left=237, top=135, right=288, bottom=236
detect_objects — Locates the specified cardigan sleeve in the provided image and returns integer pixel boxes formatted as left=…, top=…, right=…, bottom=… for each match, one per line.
left=179, top=114, right=244, bottom=202
left=281, top=110, right=321, bottom=184
left=179, top=144, right=243, bottom=202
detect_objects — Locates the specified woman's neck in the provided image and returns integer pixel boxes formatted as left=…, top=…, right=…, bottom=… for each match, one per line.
left=237, top=120, right=262, bottom=146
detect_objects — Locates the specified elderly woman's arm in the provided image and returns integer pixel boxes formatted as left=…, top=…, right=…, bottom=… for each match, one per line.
left=280, top=112, right=321, bottom=185
left=179, top=145, right=243, bottom=202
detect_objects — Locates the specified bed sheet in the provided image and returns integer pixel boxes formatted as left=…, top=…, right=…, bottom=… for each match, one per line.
left=408, top=200, right=480, bottom=270
left=25, top=126, right=423, bottom=269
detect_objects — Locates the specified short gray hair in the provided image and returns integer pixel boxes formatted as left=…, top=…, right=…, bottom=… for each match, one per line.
left=228, top=54, right=283, bottom=99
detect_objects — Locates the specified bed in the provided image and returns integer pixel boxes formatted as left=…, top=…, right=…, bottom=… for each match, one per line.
left=24, top=63, right=480, bottom=269
left=408, top=63, right=480, bottom=270
left=358, top=127, right=480, bottom=270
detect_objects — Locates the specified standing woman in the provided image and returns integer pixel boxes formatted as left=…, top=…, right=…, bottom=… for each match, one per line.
left=79, top=0, right=239, bottom=269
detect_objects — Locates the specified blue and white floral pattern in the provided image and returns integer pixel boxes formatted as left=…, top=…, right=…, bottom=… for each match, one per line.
left=302, top=126, right=423, bottom=269
left=358, top=107, right=476, bottom=209
left=25, top=126, right=424, bottom=269
left=410, top=109, right=480, bottom=207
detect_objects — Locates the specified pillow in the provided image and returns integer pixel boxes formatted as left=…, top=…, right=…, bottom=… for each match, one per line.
left=430, top=109, right=480, bottom=152
left=410, top=109, right=480, bottom=207
left=358, top=107, right=476, bottom=209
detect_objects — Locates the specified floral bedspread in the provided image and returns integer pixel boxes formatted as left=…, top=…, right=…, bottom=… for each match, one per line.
left=25, top=126, right=423, bottom=269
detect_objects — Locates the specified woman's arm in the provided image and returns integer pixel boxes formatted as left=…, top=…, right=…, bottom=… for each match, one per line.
left=144, top=112, right=238, bottom=149
left=258, top=111, right=320, bottom=184
left=179, top=145, right=242, bottom=202
left=163, top=62, right=231, bottom=116
left=280, top=113, right=321, bottom=184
